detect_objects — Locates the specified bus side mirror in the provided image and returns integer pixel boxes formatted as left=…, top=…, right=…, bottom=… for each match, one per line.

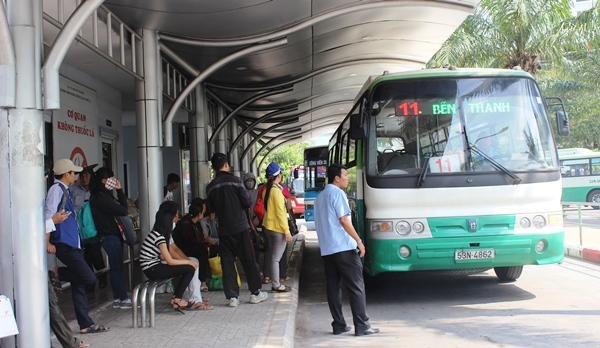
left=293, top=168, right=299, bottom=179
left=350, top=113, right=368, bottom=140
left=546, top=97, right=569, bottom=137
left=556, top=111, right=570, bottom=136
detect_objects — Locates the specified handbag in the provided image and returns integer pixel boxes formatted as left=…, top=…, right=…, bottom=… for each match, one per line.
left=209, top=255, right=223, bottom=277
left=208, top=255, right=241, bottom=286
left=115, top=215, right=137, bottom=247
left=288, top=217, right=299, bottom=236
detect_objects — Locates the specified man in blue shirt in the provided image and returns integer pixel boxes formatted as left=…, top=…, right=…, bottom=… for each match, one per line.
left=314, top=164, right=379, bottom=336
left=45, top=158, right=109, bottom=335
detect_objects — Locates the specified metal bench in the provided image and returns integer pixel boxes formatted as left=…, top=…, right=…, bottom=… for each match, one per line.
left=132, top=278, right=173, bottom=328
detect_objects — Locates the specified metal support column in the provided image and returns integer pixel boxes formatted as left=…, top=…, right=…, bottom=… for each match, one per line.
left=241, top=134, right=250, bottom=174
left=216, top=106, right=227, bottom=155
left=189, top=86, right=211, bottom=198
left=135, top=29, right=163, bottom=238
left=230, top=120, right=241, bottom=177
left=1, top=1, right=48, bottom=347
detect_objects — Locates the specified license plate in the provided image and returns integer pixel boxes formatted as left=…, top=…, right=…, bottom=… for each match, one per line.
left=454, top=249, right=495, bottom=260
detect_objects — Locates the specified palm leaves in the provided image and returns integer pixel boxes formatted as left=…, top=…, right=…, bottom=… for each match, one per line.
left=428, top=0, right=578, bottom=76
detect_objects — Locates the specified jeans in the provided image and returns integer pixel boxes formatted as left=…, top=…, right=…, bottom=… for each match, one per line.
left=183, top=257, right=203, bottom=302
left=264, top=229, right=287, bottom=289
left=54, top=243, right=96, bottom=330
left=102, top=234, right=129, bottom=300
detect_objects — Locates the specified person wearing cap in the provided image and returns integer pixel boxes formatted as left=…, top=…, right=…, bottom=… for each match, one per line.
left=261, top=162, right=293, bottom=293
left=45, top=159, right=109, bottom=334
left=314, top=164, right=379, bottom=336
left=206, top=153, right=268, bottom=307
left=44, top=157, right=91, bottom=348
left=70, top=164, right=107, bottom=292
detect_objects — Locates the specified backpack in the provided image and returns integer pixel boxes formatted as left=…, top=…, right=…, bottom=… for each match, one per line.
left=77, top=198, right=98, bottom=241
left=253, top=185, right=267, bottom=222
left=253, top=195, right=266, bottom=222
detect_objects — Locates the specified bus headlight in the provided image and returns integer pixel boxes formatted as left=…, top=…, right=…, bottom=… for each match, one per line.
left=535, top=240, right=547, bottom=252
left=372, top=221, right=393, bottom=232
left=395, top=221, right=411, bottom=235
left=413, top=221, right=425, bottom=233
left=520, top=217, right=531, bottom=229
left=399, top=245, right=411, bottom=258
left=532, top=215, right=546, bottom=229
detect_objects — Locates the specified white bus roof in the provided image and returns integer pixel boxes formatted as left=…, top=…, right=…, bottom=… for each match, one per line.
left=558, top=148, right=599, bottom=159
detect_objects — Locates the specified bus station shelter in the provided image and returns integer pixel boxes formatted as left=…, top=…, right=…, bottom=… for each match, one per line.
left=0, top=1, right=478, bottom=346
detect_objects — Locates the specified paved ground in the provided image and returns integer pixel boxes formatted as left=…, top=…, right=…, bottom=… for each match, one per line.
left=51, top=234, right=305, bottom=348
left=50, top=220, right=600, bottom=348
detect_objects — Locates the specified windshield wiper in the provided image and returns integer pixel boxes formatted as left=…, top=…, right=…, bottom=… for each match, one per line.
left=469, top=144, right=522, bottom=184
left=417, top=154, right=431, bottom=187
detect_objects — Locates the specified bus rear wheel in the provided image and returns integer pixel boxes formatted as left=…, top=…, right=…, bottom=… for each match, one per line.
left=494, top=266, right=523, bottom=282
left=587, top=189, right=600, bottom=210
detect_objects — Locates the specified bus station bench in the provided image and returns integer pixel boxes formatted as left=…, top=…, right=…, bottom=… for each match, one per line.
left=132, top=277, right=173, bottom=328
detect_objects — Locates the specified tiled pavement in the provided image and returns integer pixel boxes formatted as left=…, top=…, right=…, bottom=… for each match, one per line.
left=52, top=234, right=305, bottom=348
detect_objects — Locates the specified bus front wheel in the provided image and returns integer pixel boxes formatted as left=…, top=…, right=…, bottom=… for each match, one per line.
left=494, top=266, right=523, bottom=282
left=587, top=189, right=600, bottom=210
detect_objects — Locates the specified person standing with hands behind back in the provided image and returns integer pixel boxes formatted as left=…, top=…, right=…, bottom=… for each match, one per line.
left=206, top=153, right=267, bottom=307
left=314, top=164, right=379, bottom=337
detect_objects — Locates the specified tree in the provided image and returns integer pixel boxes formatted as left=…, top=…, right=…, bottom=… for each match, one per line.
left=539, top=4, right=600, bottom=148
left=255, top=142, right=311, bottom=183
left=428, top=1, right=600, bottom=148
left=428, top=0, right=574, bottom=76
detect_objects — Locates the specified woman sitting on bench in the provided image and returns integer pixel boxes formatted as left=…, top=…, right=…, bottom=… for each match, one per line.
left=140, top=201, right=199, bottom=312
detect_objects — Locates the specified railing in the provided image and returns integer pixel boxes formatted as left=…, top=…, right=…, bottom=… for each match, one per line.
left=43, top=0, right=143, bottom=80
left=562, top=201, right=600, bottom=247
left=162, top=58, right=195, bottom=113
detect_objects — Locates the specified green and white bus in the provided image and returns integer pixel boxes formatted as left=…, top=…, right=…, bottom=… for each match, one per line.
left=558, top=148, right=600, bottom=207
left=328, top=68, right=569, bottom=281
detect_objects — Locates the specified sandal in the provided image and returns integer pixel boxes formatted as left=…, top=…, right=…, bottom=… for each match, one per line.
left=172, top=298, right=194, bottom=314
left=48, top=270, right=62, bottom=291
left=280, top=277, right=290, bottom=282
left=191, top=301, right=213, bottom=310
left=78, top=341, right=90, bottom=348
left=271, top=285, right=292, bottom=293
left=200, top=284, right=209, bottom=292
left=80, top=324, right=109, bottom=334
left=263, top=277, right=271, bottom=284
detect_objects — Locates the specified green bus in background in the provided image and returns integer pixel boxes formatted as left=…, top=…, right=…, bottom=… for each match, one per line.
left=559, top=148, right=600, bottom=208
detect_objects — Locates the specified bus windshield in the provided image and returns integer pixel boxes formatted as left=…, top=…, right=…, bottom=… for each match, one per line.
left=369, top=77, right=558, bottom=176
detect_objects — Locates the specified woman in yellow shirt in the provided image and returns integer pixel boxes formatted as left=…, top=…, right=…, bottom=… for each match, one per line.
left=262, top=162, right=293, bottom=292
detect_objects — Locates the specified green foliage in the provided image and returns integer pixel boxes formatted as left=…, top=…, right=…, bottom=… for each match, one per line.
left=428, top=0, right=575, bottom=75
left=428, top=0, right=600, bottom=148
left=255, top=141, right=312, bottom=184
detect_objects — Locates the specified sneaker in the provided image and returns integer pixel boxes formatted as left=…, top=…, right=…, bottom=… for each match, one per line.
left=250, top=291, right=268, bottom=304
left=228, top=297, right=240, bottom=307
left=119, top=298, right=133, bottom=309
left=112, top=300, right=121, bottom=308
